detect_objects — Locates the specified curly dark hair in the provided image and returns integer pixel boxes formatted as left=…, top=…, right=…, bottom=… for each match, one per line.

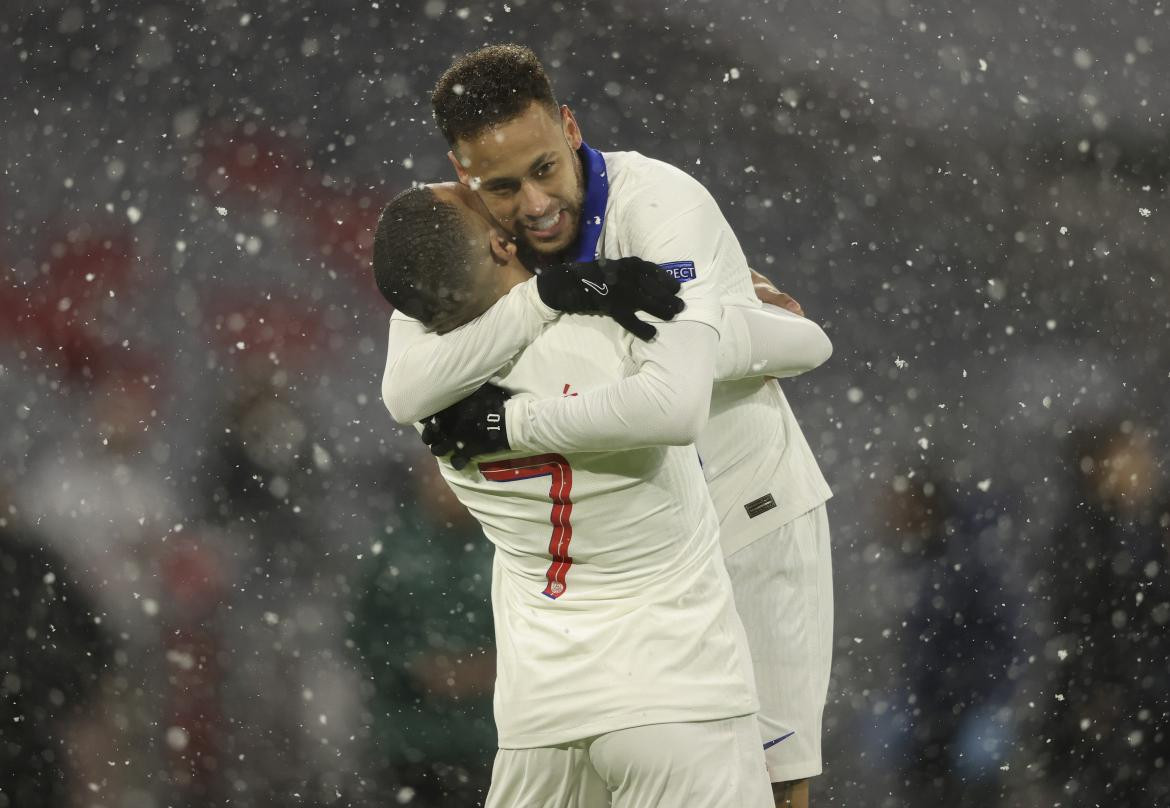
left=371, top=186, right=477, bottom=328
left=431, top=44, right=559, bottom=146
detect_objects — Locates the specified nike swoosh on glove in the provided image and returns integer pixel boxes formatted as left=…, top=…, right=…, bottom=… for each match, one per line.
left=534, top=256, right=685, bottom=341
left=420, top=382, right=511, bottom=470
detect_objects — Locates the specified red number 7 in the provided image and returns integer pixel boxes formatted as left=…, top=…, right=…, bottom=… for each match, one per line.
left=479, top=454, right=574, bottom=600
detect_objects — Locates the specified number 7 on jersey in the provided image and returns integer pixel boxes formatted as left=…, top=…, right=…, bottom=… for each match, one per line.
left=478, top=454, right=574, bottom=600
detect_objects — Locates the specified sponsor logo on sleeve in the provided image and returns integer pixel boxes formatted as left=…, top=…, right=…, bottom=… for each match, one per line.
left=660, top=260, right=697, bottom=282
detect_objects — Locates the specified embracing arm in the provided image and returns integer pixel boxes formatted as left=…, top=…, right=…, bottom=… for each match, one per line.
left=381, top=277, right=558, bottom=424
left=425, top=161, right=786, bottom=459
left=714, top=303, right=833, bottom=382
left=506, top=162, right=742, bottom=453
left=506, top=319, right=718, bottom=453
left=504, top=301, right=829, bottom=454
left=382, top=257, right=685, bottom=424
left=749, top=267, right=804, bottom=315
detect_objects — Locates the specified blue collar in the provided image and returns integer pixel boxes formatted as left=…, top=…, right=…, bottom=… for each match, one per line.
left=569, top=143, right=609, bottom=263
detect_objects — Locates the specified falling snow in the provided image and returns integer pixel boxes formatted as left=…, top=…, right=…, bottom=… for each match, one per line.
left=2, top=3, right=1168, bottom=808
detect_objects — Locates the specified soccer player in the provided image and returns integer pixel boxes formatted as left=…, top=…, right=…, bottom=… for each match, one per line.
left=375, top=181, right=777, bottom=806
left=382, top=45, right=835, bottom=808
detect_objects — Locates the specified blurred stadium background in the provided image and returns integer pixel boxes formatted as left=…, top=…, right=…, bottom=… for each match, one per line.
left=2, top=1, right=1167, bottom=806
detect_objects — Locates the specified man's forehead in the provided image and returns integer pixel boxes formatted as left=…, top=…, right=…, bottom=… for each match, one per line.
left=456, top=107, right=562, bottom=174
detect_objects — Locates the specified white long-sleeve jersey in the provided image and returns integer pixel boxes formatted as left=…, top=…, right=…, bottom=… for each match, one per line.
left=431, top=314, right=758, bottom=749
left=383, top=147, right=832, bottom=556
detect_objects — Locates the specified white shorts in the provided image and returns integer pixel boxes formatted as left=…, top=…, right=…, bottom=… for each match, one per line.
left=484, top=715, right=773, bottom=808
left=725, top=504, right=833, bottom=783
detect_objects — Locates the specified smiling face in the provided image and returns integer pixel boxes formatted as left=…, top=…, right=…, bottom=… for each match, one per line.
left=448, top=102, right=586, bottom=259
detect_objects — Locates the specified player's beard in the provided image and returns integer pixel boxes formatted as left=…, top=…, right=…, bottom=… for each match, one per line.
left=513, top=151, right=586, bottom=266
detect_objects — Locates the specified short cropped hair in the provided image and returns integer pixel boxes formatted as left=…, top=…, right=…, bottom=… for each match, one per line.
left=432, top=44, right=558, bottom=146
left=371, top=186, right=476, bottom=328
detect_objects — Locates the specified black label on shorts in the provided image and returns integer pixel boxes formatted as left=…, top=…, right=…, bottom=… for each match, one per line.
left=744, top=493, right=777, bottom=519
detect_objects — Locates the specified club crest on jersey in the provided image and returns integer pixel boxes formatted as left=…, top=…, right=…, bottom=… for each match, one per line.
left=660, top=260, right=697, bottom=282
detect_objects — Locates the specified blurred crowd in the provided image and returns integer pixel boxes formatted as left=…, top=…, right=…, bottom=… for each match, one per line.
left=2, top=1, right=1167, bottom=806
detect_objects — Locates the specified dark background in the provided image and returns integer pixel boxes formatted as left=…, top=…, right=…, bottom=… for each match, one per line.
left=2, top=1, right=1167, bottom=806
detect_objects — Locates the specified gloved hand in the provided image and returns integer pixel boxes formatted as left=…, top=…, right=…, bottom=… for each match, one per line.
left=420, top=382, right=511, bottom=470
left=534, top=257, right=684, bottom=341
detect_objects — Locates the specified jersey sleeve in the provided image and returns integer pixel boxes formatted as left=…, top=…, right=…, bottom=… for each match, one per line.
left=615, top=164, right=746, bottom=332
left=714, top=303, right=834, bottom=381
left=380, top=277, right=559, bottom=424
left=505, top=318, right=717, bottom=454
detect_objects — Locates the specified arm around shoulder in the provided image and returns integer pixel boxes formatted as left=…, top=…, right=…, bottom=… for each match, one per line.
left=506, top=319, right=718, bottom=454
left=714, top=303, right=832, bottom=381
left=380, top=278, right=558, bottom=424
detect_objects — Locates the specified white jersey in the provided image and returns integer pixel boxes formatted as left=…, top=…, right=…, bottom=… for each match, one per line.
left=433, top=313, right=757, bottom=749
left=593, top=150, right=833, bottom=555
left=382, top=148, right=832, bottom=557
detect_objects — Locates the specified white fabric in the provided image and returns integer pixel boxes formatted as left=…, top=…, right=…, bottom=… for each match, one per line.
left=377, top=147, right=837, bottom=784
left=699, top=379, right=833, bottom=556
left=715, top=303, right=832, bottom=382
left=380, top=287, right=831, bottom=426
left=506, top=318, right=717, bottom=454
left=484, top=715, right=773, bottom=808
left=379, top=152, right=833, bottom=554
left=582, top=150, right=834, bottom=554
left=505, top=305, right=830, bottom=456
left=433, top=312, right=757, bottom=749
left=725, top=504, right=834, bottom=783
left=381, top=277, right=558, bottom=424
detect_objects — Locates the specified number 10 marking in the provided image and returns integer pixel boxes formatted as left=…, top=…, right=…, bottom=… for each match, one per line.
left=479, top=453, right=574, bottom=600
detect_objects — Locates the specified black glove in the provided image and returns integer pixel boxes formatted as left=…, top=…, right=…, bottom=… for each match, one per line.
left=534, top=256, right=684, bottom=341
left=420, top=382, right=511, bottom=470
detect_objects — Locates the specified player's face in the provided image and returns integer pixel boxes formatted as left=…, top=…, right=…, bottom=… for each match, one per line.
left=449, top=102, right=585, bottom=259
left=428, top=183, right=531, bottom=330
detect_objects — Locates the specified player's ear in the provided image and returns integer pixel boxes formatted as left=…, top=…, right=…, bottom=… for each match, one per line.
left=488, top=228, right=517, bottom=265
left=560, top=105, right=583, bottom=150
left=448, top=149, right=472, bottom=185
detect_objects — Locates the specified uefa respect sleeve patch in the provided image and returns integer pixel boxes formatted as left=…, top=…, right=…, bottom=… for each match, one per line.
left=660, top=260, right=697, bottom=282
